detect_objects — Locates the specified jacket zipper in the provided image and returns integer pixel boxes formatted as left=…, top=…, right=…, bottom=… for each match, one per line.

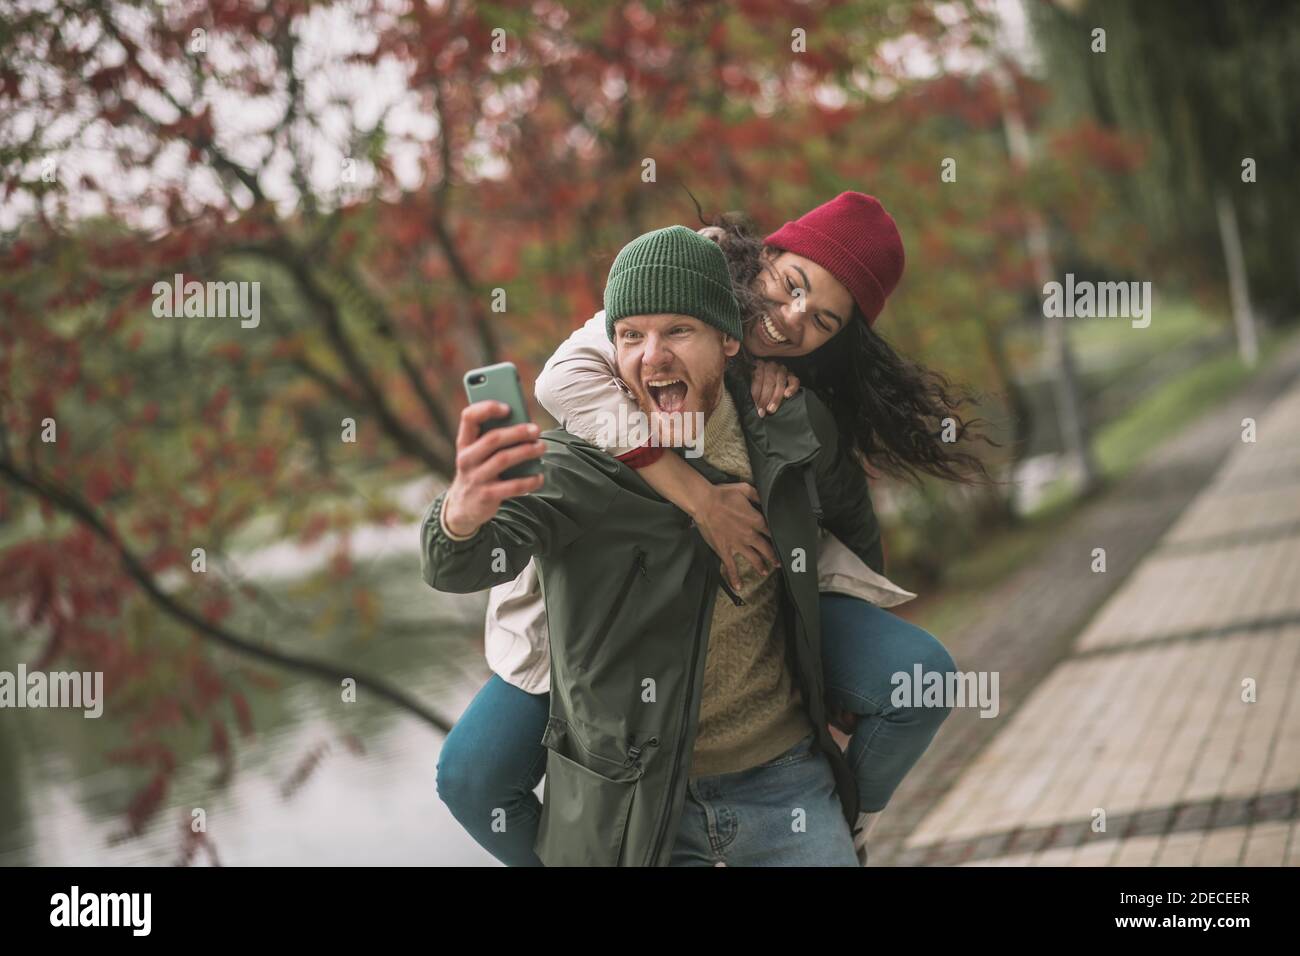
left=579, top=546, right=646, bottom=671
left=719, top=575, right=746, bottom=606
left=646, top=561, right=713, bottom=866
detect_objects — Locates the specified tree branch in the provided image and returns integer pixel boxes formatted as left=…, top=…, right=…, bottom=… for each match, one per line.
left=0, top=455, right=454, bottom=735
left=254, top=238, right=454, bottom=476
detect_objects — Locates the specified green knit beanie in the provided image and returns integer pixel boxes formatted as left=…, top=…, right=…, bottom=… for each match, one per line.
left=603, top=225, right=742, bottom=342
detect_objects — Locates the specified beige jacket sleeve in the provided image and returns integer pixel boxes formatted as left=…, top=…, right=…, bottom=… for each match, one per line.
left=483, top=557, right=551, bottom=695
left=816, top=529, right=917, bottom=607
left=533, top=310, right=640, bottom=457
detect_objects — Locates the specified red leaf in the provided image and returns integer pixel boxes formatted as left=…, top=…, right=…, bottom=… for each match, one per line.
left=85, top=468, right=114, bottom=505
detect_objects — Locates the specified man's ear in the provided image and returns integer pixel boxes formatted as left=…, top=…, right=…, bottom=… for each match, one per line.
left=722, top=333, right=741, bottom=358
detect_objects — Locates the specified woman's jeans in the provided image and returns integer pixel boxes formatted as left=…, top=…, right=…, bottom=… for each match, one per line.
left=435, top=594, right=958, bottom=866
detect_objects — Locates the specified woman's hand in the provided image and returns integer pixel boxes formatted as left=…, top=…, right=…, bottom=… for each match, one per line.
left=692, top=482, right=779, bottom=592
left=828, top=705, right=859, bottom=734
left=751, top=359, right=800, bottom=418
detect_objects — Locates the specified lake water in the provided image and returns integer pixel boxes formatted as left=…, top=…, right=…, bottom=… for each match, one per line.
left=0, top=545, right=510, bottom=867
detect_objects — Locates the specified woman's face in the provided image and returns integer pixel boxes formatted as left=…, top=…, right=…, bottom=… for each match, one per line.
left=745, top=250, right=856, bottom=357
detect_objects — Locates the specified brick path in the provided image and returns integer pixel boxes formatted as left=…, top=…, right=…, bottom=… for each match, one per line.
left=871, top=335, right=1300, bottom=866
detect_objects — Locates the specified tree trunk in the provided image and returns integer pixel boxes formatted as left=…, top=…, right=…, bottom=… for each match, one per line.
left=991, top=60, right=1101, bottom=495
left=978, top=315, right=1030, bottom=525
left=1215, top=190, right=1259, bottom=367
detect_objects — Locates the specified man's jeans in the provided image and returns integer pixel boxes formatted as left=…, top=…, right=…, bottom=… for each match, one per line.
left=669, top=732, right=858, bottom=866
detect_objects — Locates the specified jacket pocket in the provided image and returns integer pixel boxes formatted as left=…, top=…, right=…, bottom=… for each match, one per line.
left=535, top=746, right=640, bottom=867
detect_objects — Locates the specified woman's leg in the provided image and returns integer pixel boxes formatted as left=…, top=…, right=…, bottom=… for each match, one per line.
left=819, top=593, right=958, bottom=814
left=436, top=673, right=550, bottom=866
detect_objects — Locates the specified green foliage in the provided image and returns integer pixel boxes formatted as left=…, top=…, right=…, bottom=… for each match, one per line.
left=1029, top=0, right=1300, bottom=317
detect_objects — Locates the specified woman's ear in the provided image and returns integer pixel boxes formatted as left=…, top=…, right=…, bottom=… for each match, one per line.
left=697, top=225, right=725, bottom=243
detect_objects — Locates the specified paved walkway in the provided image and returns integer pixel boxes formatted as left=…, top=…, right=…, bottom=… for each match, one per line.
left=873, top=335, right=1300, bottom=866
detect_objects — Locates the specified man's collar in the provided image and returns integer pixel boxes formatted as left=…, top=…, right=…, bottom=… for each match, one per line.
left=723, top=366, right=822, bottom=468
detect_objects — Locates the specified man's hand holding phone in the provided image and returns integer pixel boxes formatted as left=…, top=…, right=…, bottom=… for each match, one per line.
left=441, top=401, right=546, bottom=538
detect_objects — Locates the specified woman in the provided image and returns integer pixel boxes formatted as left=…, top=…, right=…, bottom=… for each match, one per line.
left=436, top=192, right=997, bottom=866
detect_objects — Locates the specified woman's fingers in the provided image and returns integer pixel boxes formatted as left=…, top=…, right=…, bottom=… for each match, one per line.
left=756, top=361, right=781, bottom=416
left=763, top=362, right=782, bottom=412
left=720, top=483, right=766, bottom=524
left=746, top=534, right=779, bottom=573
left=697, top=482, right=784, bottom=589
left=720, top=552, right=742, bottom=593
left=752, top=359, right=794, bottom=414
left=737, top=546, right=770, bottom=579
left=751, top=362, right=771, bottom=416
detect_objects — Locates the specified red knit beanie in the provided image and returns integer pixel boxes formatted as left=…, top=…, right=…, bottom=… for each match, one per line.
left=764, top=192, right=905, bottom=327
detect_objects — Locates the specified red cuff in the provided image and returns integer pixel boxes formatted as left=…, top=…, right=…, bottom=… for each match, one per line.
left=616, top=444, right=665, bottom=470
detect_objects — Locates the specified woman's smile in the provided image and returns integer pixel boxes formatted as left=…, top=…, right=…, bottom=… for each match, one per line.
left=759, top=314, right=790, bottom=346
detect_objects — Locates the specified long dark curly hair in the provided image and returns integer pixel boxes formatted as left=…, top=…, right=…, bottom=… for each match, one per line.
left=702, top=209, right=1002, bottom=488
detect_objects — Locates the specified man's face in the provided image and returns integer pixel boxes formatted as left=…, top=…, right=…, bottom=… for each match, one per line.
left=613, top=314, right=739, bottom=425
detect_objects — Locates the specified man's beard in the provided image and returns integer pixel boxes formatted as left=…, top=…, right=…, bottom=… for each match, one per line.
left=632, top=365, right=724, bottom=452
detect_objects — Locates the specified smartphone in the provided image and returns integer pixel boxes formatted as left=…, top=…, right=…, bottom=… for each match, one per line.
left=463, top=362, right=543, bottom=480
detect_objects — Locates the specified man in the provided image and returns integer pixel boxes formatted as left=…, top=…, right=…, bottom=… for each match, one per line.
left=421, top=225, right=883, bottom=866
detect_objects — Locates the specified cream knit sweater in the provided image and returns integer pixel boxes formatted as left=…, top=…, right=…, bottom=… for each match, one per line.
left=688, top=389, right=814, bottom=777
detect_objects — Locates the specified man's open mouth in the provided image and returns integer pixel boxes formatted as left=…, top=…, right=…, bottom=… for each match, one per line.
left=647, top=378, right=689, bottom=413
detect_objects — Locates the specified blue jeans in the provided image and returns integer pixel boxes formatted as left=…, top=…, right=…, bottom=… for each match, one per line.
left=436, top=594, right=957, bottom=866
left=670, top=732, right=858, bottom=866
